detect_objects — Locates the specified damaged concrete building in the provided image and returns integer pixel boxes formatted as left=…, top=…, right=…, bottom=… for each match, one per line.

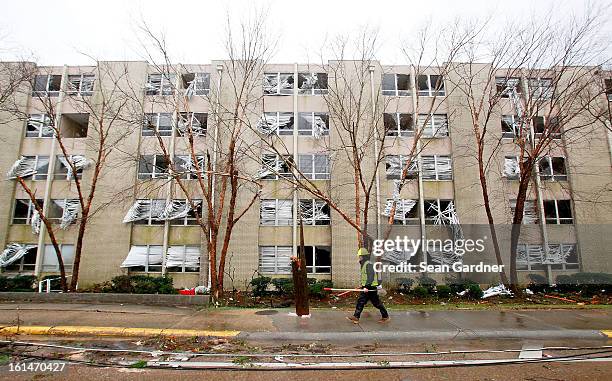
left=1, top=61, right=611, bottom=289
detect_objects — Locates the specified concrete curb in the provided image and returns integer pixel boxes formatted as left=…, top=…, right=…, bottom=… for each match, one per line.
left=0, top=325, right=239, bottom=338
left=239, top=329, right=609, bottom=342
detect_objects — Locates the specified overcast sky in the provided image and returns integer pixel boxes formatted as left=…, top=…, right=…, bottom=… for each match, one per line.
left=0, top=0, right=610, bottom=65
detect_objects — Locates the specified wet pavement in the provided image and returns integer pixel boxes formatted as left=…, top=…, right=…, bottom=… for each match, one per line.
left=0, top=303, right=610, bottom=340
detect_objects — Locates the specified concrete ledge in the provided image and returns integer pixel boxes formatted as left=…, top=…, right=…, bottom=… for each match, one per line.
left=0, top=292, right=209, bottom=306
left=240, top=329, right=608, bottom=342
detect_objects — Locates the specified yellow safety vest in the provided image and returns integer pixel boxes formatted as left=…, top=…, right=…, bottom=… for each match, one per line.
left=360, top=260, right=379, bottom=287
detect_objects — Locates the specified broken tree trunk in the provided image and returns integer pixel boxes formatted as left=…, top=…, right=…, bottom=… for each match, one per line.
left=291, top=215, right=309, bottom=316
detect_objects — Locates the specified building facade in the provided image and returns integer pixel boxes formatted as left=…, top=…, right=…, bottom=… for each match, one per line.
left=1, top=60, right=611, bottom=289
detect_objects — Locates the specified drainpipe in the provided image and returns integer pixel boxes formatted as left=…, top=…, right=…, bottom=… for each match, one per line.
left=207, top=64, right=223, bottom=289
left=369, top=65, right=382, bottom=241
left=293, top=64, right=299, bottom=256
left=412, top=66, right=427, bottom=264
left=35, top=65, right=68, bottom=276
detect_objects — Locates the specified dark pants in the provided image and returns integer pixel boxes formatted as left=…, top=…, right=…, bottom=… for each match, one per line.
left=353, top=285, right=389, bottom=319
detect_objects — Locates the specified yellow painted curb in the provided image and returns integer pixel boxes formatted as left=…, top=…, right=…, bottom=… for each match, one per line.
left=601, top=330, right=612, bottom=338
left=0, top=325, right=239, bottom=338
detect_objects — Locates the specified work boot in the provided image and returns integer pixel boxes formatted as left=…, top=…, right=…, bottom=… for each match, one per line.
left=378, top=317, right=390, bottom=323
left=346, top=316, right=360, bottom=324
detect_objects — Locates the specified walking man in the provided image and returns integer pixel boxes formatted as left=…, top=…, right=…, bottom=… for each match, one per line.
left=347, top=247, right=390, bottom=324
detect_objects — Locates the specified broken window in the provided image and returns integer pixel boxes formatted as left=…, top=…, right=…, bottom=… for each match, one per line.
left=26, top=114, right=54, bottom=138
left=145, top=73, right=176, bottom=95
left=54, top=155, right=88, bottom=180
left=529, top=78, right=553, bottom=100
left=384, top=113, right=414, bottom=137
left=258, top=246, right=292, bottom=274
left=385, top=155, right=418, bottom=180
left=424, top=199, right=454, bottom=225
left=263, top=73, right=294, bottom=95
left=298, top=154, right=330, bottom=180
left=182, top=72, right=210, bottom=97
left=298, top=73, right=328, bottom=95
left=495, top=77, right=521, bottom=98
left=41, top=244, right=75, bottom=272
left=177, top=112, right=207, bottom=137
left=143, top=113, right=173, bottom=137
left=60, top=113, right=89, bottom=138
left=299, top=199, right=330, bottom=225
left=1, top=244, right=37, bottom=271
left=125, top=199, right=166, bottom=225
left=510, top=199, right=538, bottom=224
left=504, top=156, right=520, bottom=180
left=121, top=245, right=163, bottom=272
left=298, top=112, right=329, bottom=137
left=257, top=154, right=294, bottom=180
left=539, top=157, right=567, bottom=181
left=605, top=79, right=612, bottom=102
left=544, top=199, right=573, bottom=224
left=383, top=199, right=418, bottom=225
left=167, top=199, right=202, bottom=226
left=7, top=156, right=49, bottom=180
left=67, top=74, right=95, bottom=96
left=138, top=155, right=170, bottom=179
left=33, top=74, right=61, bottom=96
left=516, top=244, right=546, bottom=271
left=417, top=114, right=448, bottom=138
left=260, top=199, right=293, bottom=226
left=417, top=74, right=445, bottom=97
left=305, top=246, right=331, bottom=274
left=166, top=245, right=200, bottom=272
left=382, top=74, right=411, bottom=96
left=174, top=155, right=206, bottom=179
left=547, top=243, right=579, bottom=270
left=257, top=112, right=294, bottom=135
left=421, top=155, right=452, bottom=180
left=12, top=199, right=43, bottom=225
left=48, top=199, right=80, bottom=228
left=501, top=115, right=521, bottom=139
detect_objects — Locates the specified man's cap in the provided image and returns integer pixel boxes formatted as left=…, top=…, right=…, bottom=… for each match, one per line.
left=357, top=247, right=370, bottom=257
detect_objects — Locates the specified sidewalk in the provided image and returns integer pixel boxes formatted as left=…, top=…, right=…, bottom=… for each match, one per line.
left=0, top=302, right=610, bottom=341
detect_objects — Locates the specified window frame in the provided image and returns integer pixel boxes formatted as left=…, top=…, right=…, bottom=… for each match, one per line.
left=517, top=243, right=579, bottom=271
left=174, top=155, right=206, bottom=180
left=417, top=74, right=445, bottom=97
left=260, top=112, right=295, bottom=135
left=260, top=154, right=294, bottom=180
left=385, top=155, right=418, bottom=180
left=145, top=73, right=176, bottom=96
left=54, top=155, right=84, bottom=180
left=543, top=199, right=573, bottom=225
left=32, top=74, right=61, bottom=96
left=143, top=113, right=174, bottom=137
left=67, top=74, right=95, bottom=96
left=258, top=246, right=292, bottom=274
left=132, top=199, right=166, bottom=226
left=538, top=156, right=567, bottom=181
left=528, top=77, right=553, bottom=100
left=299, top=199, right=331, bottom=226
left=138, top=155, right=170, bottom=179
left=260, top=199, right=293, bottom=226
left=501, top=115, right=521, bottom=139
left=305, top=245, right=332, bottom=274
left=263, top=72, right=294, bottom=95
left=168, top=199, right=203, bottom=226
left=504, top=156, right=520, bottom=180
left=127, top=245, right=163, bottom=273
left=183, top=72, right=210, bottom=96
left=165, top=245, right=201, bottom=272
left=495, top=77, right=521, bottom=98
left=421, top=155, right=452, bottom=181
left=384, top=113, right=414, bottom=137
left=382, top=73, right=411, bottom=96
left=47, top=198, right=79, bottom=225
left=177, top=112, right=207, bottom=137
left=510, top=199, right=539, bottom=224
left=41, top=243, right=75, bottom=272
left=4, top=245, right=38, bottom=273
left=298, top=154, right=330, bottom=180
left=385, top=199, right=419, bottom=225
left=424, top=199, right=453, bottom=225
left=297, top=72, right=328, bottom=95
left=25, top=114, right=54, bottom=138
left=297, top=112, right=329, bottom=136
left=417, top=114, right=449, bottom=138
left=12, top=199, right=44, bottom=225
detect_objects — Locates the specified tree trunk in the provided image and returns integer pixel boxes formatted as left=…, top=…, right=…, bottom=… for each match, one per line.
left=292, top=216, right=309, bottom=316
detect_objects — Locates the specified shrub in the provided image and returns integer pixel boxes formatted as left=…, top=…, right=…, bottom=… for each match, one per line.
left=465, top=284, right=484, bottom=299
left=554, top=274, right=578, bottom=293
left=412, top=285, right=428, bottom=298
left=0, top=275, right=37, bottom=292
left=436, top=284, right=452, bottom=298
left=309, top=279, right=333, bottom=299
left=395, top=278, right=414, bottom=294
left=527, top=273, right=549, bottom=293
left=106, top=275, right=177, bottom=294
left=554, top=273, right=612, bottom=295
left=417, top=275, right=437, bottom=294
left=446, top=277, right=478, bottom=294
left=250, top=276, right=272, bottom=297
left=271, top=278, right=294, bottom=296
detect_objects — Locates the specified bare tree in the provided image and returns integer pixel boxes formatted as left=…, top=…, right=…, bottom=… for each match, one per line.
left=6, top=62, right=137, bottom=291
